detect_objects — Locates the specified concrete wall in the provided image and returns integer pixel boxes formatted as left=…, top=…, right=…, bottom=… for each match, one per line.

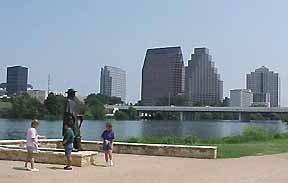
left=0, top=139, right=217, bottom=159
left=72, top=140, right=216, bottom=159
left=0, top=146, right=98, bottom=167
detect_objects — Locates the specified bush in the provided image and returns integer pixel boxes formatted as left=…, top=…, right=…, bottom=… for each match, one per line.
left=242, top=126, right=273, bottom=141
left=114, top=111, right=129, bottom=120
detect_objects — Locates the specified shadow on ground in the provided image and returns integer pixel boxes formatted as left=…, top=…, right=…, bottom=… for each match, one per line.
left=13, top=167, right=28, bottom=171
left=47, top=166, right=64, bottom=170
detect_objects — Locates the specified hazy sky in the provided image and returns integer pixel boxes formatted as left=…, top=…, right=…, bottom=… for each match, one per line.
left=0, top=0, right=287, bottom=105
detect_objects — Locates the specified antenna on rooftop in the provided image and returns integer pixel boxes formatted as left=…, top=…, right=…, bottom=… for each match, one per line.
left=48, top=73, right=51, bottom=94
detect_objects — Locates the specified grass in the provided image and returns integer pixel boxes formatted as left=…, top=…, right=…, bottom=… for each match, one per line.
left=117, top=127, right=288, bottom=158
left=0, top=102, right=12, bottom=112
left=216, top=139, right=288, bottom=158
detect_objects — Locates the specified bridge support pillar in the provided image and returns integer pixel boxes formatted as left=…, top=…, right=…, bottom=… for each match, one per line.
left=179, top=112, right=184, bottom=121
left=239, top=112, right=250, bottom=122
left=183, top=112, right=195, bottom=121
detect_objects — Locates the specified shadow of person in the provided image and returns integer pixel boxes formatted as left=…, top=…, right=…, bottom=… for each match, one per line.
left=93, top=164, right=107, bottom=167
left=13, top=167, right=28, bottom=171
left=47, top=166, right=64, bottom=170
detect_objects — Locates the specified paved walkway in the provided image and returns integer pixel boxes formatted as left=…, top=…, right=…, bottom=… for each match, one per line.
left=1, top=153, right=288, bottom=183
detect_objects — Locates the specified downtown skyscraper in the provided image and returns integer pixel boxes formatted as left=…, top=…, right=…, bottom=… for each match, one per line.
left=6, top=66, right=28, bottom=96
left=100, top=66, right=126, bottom=102
left=246, top=66, right=280, bottom=107
left=141, top=46, right=185, bottom=105
left=185, top=48, right=223, bottom=104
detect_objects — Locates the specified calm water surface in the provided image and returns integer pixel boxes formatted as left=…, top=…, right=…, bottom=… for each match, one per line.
left=0, top=119, right=287, bottom=140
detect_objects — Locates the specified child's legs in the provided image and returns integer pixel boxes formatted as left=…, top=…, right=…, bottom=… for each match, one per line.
left=66, top=155, right=72, bottom=167
left=29, top=152, right=35, bottom=169
left=108, top=150, right=113, bottom=161
left=25, top=151, right=32, bottom=167
left=104, top=152, right=109, bottom=162
left=64, top=143, right=73, bottom=167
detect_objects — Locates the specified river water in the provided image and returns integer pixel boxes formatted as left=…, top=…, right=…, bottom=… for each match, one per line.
left=0, top=119, right=287, bottom=140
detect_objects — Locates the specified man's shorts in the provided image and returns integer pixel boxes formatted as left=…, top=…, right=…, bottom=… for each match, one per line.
left=64, top=143, right=73, bottom=157
left=27, top=146, right=38, bottom=153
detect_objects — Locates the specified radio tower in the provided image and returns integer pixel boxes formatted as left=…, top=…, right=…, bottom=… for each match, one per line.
left=48, top=74, right=51, bottom=94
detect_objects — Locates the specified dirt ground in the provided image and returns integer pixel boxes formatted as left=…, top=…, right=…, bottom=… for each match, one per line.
left=1, top=153, right=288, bottom=183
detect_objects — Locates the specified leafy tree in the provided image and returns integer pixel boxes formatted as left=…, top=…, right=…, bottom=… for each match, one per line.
left=114, top=110, right=129, bottom=120
left=86, top=93, right=123, bottom=105
left=126, top=107, right=139, bottom=120
left=44, top=93, right=65, bottom=118
left=84, top=94, right=105, bottom=120
left=9, top=93, right=46, bottom=119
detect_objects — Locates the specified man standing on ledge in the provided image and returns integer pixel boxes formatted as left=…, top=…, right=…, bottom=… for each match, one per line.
left=63, top=89, right=83, bottom=150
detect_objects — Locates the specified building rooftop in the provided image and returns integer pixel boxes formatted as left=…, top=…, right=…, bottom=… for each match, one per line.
left=146, top=46, right=182, bottom=54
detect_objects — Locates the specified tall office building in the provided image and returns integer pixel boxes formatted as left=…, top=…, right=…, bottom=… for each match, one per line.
left=100, top=66, right=126, bottom=101
left=185, top=48, right=223, bottom=104
left=246, top=66, right=279, bottom=107
left=141, top=46, right=185, bottom=105
left=230, top=89, right=253, bottom=107
left=6, top=66, right=28, bottom=96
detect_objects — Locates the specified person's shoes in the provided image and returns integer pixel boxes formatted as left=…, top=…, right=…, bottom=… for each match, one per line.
left=64, top=166, right=73, bottom=170
left=109, top=160, right=113, bottom=166
left=29, top=168, right=39, bottom=172
left=26, top=167, right=31, bottom=171
left=105, top=162, right=110, bottom=167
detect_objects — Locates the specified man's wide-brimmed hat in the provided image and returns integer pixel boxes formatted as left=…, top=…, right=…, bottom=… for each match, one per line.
left=66, top=88, right=77, bottom=94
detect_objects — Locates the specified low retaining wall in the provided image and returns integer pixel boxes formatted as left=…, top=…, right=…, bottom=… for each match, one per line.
left=0, top=146, right=98, bottom=167
left=80, top=141, right=217, bottom=159
left=0, top=139, right=217, bottom=159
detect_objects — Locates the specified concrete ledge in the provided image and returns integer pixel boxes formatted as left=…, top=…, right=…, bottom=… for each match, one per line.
left=0, top=146, right=98, bottom=167
left=0, top=139, right=217, bottom=159
left=81, top=141, right=217, bottom=159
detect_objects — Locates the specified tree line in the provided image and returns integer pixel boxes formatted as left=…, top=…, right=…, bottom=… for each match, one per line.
left=0, top=93, right=134, bottom=120
left=1, top=93, right=287, bottom=121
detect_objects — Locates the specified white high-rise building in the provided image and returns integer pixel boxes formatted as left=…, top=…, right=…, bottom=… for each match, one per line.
left=230, top=89, right=253, bottom=107
left=246, top=66, right=279, bottom=107
left=185, top=48, right=223, bottom=105
left=27, top=90, right=48, bottom=104
left=100, top=66, right=126, bottom=102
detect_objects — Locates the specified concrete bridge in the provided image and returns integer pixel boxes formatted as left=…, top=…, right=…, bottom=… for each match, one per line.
left=105, top=105, right=288, bottom=121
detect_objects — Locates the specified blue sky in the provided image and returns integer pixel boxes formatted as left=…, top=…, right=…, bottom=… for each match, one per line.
left=0, top=0, right=287, bottom=105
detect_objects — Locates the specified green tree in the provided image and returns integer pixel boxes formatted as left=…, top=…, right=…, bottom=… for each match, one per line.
left=114, top=110, right=129, bottom=120
left=84, top=94, right=105, bottom=120
left=86, top=93, right=123, bottom=105
left=126, top=107, right=139, bottom=120
left=9, top=93, right=46, bottom=119
left=44, top=93, right=65, bottom=118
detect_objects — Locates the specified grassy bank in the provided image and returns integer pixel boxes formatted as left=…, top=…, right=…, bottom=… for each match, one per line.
left=0, top=102, right=12, bottom=112
left=117, top=127, right=288, bottom=158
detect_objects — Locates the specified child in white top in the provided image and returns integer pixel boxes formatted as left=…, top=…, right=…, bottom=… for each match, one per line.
left=25, top=119, right=40, bottom=172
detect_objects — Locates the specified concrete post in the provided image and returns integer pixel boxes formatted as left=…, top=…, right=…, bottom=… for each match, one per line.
left=239, top=112, right=250, bottom=122
left=180, top=112, right=184, bottom=121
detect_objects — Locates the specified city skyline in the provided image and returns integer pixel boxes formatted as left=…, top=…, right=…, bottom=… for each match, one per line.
left=0, top=51, right=283, bottom=105
left=0, top=1, right=288, bottom=105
